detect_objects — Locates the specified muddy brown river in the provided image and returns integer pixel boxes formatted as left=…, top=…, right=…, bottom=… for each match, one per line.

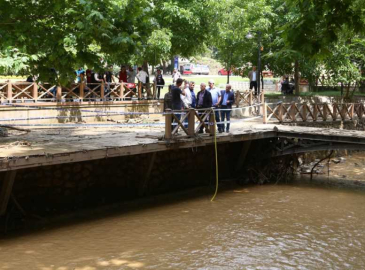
left=1, top=182, right=365, bottom=269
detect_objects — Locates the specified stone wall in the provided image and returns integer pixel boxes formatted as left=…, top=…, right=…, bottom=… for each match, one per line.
left=0, top=141, right=248, bottom=225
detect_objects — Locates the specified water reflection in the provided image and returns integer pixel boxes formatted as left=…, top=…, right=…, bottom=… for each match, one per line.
left=1, top=183, right=365, bottom=269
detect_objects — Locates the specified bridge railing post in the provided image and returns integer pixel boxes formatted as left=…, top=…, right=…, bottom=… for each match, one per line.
left=165, top=109, right=172, bottom=140
left=209, top=108, right=216, bottom=136
left=188, top=108, right=195, bottom=137
left=263, top=102, right=267, bottom=124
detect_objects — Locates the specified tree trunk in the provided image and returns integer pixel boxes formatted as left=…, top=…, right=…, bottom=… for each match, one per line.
left=294, top=60, right=300, bottom=95
left=261, top=70, right=264, bottom=90
left=162, top=61, right=167, bottom=75
left=345, top=82, right=351, bottom=99
left=143, top=61, right=149, bottom=75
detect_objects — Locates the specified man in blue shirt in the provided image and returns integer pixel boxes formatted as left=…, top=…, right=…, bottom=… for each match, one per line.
left=189, top=81, right=196, bottom=108
left=207, top=80, right=223, bottom=133
left=220, top=84, right=235, bottom=133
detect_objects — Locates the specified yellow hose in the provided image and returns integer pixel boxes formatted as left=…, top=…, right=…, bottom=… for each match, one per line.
left=211, top=110, right=219, bottom=202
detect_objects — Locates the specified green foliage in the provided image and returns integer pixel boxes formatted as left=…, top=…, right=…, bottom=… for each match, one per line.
left=0, top=0, right=215, bottom=84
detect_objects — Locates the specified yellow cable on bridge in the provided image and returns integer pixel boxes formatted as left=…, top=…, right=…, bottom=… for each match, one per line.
left=211, top=109, right=219, bottom=202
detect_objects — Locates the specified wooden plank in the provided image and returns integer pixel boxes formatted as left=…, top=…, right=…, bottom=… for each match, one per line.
left=313, top=104, right=318, bottom=121
left=56, top=86, right=62, bottom=101
left=165, top=109, right=172, bottom=139
left=32, top=82, right=38, bottom=101
left=0, top=170, right=17, bottom=216
left=209, top=109, right=216, bottom=135
left=100, top=82, right=105, bottom=99
left=188, top=108, right=195, bottom=136
left=263, top=103, right=267, bottom=124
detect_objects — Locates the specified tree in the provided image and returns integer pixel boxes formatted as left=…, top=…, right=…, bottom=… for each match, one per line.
left=0, top=0, right=219, bottom=84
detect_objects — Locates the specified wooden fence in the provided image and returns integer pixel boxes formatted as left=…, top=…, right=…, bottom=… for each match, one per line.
left=235, top=90, right=265, bottom=107
left=263, top=102, right=365, bottom=123
left=0, top=81, right=161, bottom=103
left=164, top=108, right=216, bottom=139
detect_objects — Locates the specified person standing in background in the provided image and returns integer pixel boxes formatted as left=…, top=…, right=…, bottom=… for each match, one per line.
left=172, top=68, right=181, bottom=84
left=248, top=66, right=258, bottom=95
left=220, top=84, right=235, bottom=133
left=154, top=69, right=165, bottom=99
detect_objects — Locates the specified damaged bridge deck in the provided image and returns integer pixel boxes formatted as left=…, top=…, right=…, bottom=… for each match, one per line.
left=2, top=122, right=365, bottom=172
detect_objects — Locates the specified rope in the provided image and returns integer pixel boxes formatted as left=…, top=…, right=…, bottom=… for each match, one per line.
left=211, top=109, right=219, bottom=202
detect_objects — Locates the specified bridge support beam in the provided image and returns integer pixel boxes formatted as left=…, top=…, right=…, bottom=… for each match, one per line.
left=0, top=170, right=17, bottom=216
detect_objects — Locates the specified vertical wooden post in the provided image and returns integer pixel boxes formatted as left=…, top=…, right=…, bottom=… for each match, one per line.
left=249, top=91, right=253, bottom=106
left=278, top=104, right=283, bottom=122
left=7, top=82, right=12, bottom=102
left=290, top=102, right=296, bottom=122
left=235, top=91, right=239, bottom=108
left=209, top=108, right=216, bottom=136
left=0, top=170, right=17, bottom=216
left=165, top=109, right=172, bottom=140
left=100, top=82, right=105, bottom=99
left=79, top=82, right=84, bottom=100
left=323, top=103, right=328, bottom=121
left=188, top=108, right=195, bottom=137
left=263, top=102, right=267, bottom=124
left=120, top=81, right=124, bottom=99
left=56, top=86, right=62, bottom=101
left=302, top=103, right=307, bottom=122
left=137, top=82, right=142, bottom=99
left=313, top=104, right=318, bottom=121
left=332, top=103, right=337, bottom=121
left=153, top=82, right=157, bottom=99
left=32, top=82, right=38, bottom=101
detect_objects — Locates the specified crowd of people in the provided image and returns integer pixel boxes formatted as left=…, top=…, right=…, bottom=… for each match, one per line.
left=164, top=78, right=235, bottom=134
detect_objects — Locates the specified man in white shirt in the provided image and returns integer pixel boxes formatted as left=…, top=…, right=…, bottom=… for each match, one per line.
left=248, top=66, right=258, bottom=95
left=136, top=67, right=148, bottom=95
left=181, top=80, right=192, bottom=108
left=207, top=80, right=223, bottom=133
left=172, top=69, right=181, bottom=83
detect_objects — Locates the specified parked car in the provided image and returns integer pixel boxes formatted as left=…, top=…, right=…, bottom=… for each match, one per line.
left=181, top=64, right=210, bottom=75
left=218, top=68, right=232, bottom=76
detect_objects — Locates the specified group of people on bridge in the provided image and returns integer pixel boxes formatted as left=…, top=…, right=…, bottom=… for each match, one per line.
left=164, top=78, right=235, bottom=134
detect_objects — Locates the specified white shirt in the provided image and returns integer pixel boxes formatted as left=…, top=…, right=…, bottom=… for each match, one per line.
left=136, top=70, right=148, bottom=84
left=252, top=72, right=256, bottom=81
left=181, top=87, right=192, bottom=108
left=172, top=72, right=181, bottom=82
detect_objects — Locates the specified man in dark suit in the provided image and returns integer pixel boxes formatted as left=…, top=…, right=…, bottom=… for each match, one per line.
left=196, top=83, right=213, bottom=133
left=219, top=84, right=235, bottom=133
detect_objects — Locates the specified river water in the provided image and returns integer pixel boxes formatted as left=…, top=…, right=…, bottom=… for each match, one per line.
left=1, top=182, right=365, bottom=270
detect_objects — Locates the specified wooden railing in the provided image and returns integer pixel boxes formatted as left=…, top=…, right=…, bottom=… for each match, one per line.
left=235, top=90, right=265, bottom=107
left=0, top=81, right=158, bottom=103
left=164, top=108, right=216, bottom=139
left=263, top=102, right=365, bottom=123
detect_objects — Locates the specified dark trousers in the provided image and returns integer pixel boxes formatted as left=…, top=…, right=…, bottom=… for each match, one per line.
left=157, top=86, right=162, bottom=99
left=220, top=106, right=231, bottom=132
left=250, top=81, right=257, bottom=95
